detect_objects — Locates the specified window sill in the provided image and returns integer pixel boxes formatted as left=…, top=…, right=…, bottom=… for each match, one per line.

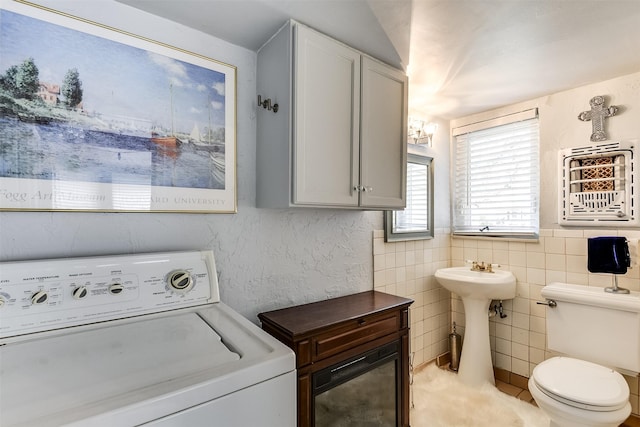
left=451, top=233, right=539, bottom=243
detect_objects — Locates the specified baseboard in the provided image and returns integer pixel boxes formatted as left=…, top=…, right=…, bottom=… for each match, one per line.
left=435, top=351, right=451, bottom=368
left=493, top=366, right=529, bottom=390
left=623, top=413, right=640, bottom=427
left=432, top=354, right=530, bottom=392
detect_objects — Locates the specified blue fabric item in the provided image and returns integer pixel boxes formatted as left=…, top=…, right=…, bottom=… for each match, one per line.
left=587, top=236, right=630, bottom=274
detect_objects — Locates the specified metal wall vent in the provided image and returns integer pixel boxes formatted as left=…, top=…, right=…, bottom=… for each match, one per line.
left=559, top=141, right=638, bottom=226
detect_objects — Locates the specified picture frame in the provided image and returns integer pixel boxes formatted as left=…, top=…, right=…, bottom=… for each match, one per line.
left=0, top=1, right=237, bottom=213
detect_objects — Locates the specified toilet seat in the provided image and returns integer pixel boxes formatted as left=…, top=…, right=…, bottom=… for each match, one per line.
left=532, top=357, right=629, bottom=412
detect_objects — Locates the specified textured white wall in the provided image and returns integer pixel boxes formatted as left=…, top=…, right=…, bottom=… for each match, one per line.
left=448, top=71, right=640, bottom=415
left=451, top=71, right=640, bottom=229
left=0, top=0, right=381, bottom=322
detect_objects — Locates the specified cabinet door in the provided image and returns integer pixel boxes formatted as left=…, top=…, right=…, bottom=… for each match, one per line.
left=360, top=57, right=407, bottom=209
left=293, top=24, right=361, bottom=206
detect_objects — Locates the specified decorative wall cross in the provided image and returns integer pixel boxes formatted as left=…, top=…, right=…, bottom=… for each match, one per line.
left=578, top=95, right=618, bottom=142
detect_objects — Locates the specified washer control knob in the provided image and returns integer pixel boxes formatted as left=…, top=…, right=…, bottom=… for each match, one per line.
left=0, top=295, right=5, bottom=308
left=109, top=283, right=125, bottom=295
left=31, top=290, right=48, bottom=305
left=167, top=270, right=194, bottom=294
left=72, top=286, right=88, bottom=300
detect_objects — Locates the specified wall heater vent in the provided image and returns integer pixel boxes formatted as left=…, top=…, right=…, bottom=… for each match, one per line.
left=559, top=141, right=638, bottom=226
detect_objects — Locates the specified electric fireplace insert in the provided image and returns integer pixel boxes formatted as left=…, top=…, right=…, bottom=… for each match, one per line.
left=259, top=291, right=413, bottom=427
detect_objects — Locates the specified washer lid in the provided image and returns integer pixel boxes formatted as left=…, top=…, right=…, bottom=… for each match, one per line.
left=0, top=302, right=294, bottom=427
left=533, top=357, right=629, bottom=410
left=0, top=311, right=239, bottom=426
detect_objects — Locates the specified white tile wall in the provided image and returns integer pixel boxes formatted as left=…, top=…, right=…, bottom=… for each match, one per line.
left=372, top=229, right=451, bottom=367
left=450, top=228, right=640, bottom=415
left=375, top=227, right=640, bottom=415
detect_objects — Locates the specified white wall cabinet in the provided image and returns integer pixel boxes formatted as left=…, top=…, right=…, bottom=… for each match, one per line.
left=256, top=21, right=407, bottom=209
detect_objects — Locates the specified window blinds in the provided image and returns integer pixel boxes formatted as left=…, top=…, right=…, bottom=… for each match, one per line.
left=395, top=161, right=429, bottom=232
left=452, top=111, right=539, bottom=238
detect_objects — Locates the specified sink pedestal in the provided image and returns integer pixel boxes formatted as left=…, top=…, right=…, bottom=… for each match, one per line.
left=434, top=266, right=516, bottom=388
left=457, top=298, right=495, bottom=387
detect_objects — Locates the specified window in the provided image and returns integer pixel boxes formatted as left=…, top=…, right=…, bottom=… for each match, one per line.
left=452, top=109, right=539, bottom=238
left=384, top=154, right=433, bottom=242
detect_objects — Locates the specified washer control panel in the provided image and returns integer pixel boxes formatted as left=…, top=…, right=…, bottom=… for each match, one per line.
left=0, top=251, right=219, bottom=341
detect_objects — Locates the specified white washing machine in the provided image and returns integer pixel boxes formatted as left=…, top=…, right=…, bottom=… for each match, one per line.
left=0, top=250, right=296, bottom=426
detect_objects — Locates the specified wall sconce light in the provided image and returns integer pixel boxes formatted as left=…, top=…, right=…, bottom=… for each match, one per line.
left=408, top=117, right=438, bottom=146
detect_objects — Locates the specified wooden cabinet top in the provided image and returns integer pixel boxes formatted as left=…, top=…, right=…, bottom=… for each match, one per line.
left=258, top=291, right=413, bottom=339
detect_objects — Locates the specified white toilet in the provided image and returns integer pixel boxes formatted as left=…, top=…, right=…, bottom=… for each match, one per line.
left=529, top=282, right=638, bottom=427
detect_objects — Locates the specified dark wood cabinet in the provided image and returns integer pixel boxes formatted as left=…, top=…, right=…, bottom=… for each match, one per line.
left=258, top=291, right=413, bottom=427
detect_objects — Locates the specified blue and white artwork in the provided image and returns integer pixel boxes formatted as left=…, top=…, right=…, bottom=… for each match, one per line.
left=0, top=3, right=236, bottom=212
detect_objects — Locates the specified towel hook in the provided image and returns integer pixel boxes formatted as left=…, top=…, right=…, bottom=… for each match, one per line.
left=257, top=95, right=278, bottom=113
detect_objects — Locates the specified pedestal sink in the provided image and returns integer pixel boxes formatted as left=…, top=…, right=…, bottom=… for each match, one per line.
left=435, top=266, right=516, bottom=387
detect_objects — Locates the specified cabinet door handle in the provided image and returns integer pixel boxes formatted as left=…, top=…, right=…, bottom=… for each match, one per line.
left=353, top=185, right=373, bottom=193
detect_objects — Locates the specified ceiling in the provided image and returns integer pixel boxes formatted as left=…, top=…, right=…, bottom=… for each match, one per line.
left=116, top=0, right=640, bottom=120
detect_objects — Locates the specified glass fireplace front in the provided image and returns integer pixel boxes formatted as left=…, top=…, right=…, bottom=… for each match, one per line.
left=313, top=341, right=400, bottom=427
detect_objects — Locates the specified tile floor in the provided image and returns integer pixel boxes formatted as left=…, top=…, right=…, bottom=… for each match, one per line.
left=435, top=360, right=640, bottom=427
left=495, top=379, right=535, bottom=404
left=495, top=376, right=640, bottom=427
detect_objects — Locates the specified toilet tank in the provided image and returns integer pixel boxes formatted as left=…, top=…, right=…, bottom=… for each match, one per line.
left=542, top=282, right=640, bottom=373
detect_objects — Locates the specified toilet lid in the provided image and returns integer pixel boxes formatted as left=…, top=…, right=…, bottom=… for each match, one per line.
left=533, top=357, right=629, bottom=411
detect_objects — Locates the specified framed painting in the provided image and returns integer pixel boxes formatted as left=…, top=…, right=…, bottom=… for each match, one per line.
left=0, top=1, right=237, bottom=213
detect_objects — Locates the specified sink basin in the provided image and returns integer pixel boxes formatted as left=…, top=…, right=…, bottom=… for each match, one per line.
left=435, top=267, right=516, bottom=300
left=435, top=266, right=516, bottom=388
